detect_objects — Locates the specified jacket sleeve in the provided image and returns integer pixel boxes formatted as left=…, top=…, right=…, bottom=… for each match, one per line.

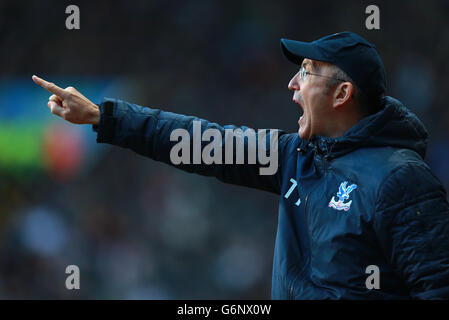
left=92, top=98, right=291, bottom=194
left=373, top=162, right=449, bottom=299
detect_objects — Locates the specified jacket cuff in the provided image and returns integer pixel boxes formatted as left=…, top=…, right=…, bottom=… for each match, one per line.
left=92, top=99, right=116, bottom=143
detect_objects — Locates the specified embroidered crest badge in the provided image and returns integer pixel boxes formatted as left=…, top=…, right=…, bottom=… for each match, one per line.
left=328, top=181, right=357, bottom=211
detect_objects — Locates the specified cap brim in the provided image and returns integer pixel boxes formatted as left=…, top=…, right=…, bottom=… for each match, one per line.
left=280, top=38, right=325, bottom=66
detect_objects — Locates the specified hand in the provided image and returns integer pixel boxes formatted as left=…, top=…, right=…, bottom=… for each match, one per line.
left=32, top=75, right=100, bottom=125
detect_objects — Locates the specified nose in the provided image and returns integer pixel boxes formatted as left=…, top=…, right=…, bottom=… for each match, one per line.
left=288, top=71, right=300, bottom=91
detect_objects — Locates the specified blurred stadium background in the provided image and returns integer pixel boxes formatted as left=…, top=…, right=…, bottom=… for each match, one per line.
left=0, top=0, right=448, bottom=299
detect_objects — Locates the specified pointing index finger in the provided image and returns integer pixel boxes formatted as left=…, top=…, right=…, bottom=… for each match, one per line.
left=32, top=75, right=68, bottom=99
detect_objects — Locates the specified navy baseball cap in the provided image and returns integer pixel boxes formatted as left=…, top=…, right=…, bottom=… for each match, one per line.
left=280, top=32, right=386, bottom=97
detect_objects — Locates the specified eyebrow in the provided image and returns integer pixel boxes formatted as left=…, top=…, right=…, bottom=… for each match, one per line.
left=301, top=61, right=312, bottom=70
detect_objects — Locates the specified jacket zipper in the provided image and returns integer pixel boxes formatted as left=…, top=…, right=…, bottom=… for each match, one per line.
left=288, top=255, right=311, bottom=299
left=288, top=193, right=311, bottom=299
left=289, top=281, right=294, bottom=299
left=323, top=155, right=329, bottom=174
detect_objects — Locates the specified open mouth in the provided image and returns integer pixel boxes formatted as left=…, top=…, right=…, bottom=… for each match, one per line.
left=293, top=98, right=303, bottom=110
left=293, top=98, right=305, bottom=123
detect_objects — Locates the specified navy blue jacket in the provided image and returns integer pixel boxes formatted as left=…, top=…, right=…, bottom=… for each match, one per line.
left=93, top=96, right=449, bottom=299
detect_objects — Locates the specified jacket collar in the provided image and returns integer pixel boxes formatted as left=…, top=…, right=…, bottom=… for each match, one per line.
left=303, top=96, right=429, bottom=160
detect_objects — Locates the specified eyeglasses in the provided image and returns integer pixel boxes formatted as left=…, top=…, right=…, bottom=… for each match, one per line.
left=299, top=66, right=348, bottom=83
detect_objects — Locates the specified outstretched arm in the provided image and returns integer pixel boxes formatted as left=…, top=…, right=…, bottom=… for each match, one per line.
left=33, top=75, right=292, bottom=194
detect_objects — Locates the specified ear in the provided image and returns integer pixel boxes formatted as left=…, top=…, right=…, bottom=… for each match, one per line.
left=332, top=82, right=354, bottom=109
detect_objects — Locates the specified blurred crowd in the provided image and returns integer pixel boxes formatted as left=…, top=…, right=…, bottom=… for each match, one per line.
left=0, top=0, right=448, bottom=299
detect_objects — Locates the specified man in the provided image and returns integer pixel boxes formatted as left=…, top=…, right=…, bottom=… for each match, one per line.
left=33, top=32, right=449, bottom=299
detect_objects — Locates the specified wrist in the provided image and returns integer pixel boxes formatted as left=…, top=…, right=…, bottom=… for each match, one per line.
left=90, top=104, right=100, bottom=126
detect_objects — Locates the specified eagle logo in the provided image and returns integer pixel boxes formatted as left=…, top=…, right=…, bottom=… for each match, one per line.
left=328, top=181, right=357, bottom=211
